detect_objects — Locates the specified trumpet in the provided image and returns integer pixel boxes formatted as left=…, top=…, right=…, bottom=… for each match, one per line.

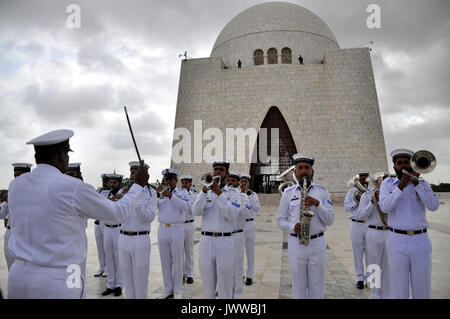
left=201, top=173, right=221, bottom=189
left=401, top=150, right=436, bottom=181
left=156, top=179, right=171, bottom=198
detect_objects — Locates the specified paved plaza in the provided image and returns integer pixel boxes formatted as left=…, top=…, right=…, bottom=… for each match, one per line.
left=1, top=193, right=449, bottom=299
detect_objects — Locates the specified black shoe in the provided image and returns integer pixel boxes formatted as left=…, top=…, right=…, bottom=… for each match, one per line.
left=356, top=281, right=364, bottom=289
left=114, top=287, right=122, bottom=296
left=245, top=277, right=253, bottom=286
left=186, top=277, right=194, bottom=284
left=102, top=288, right=114, bottom=296
left=94, top=270, right=104, bottom=277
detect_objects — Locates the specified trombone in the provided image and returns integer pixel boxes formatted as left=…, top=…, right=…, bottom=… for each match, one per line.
left=401, top=150, right=436, bottom=181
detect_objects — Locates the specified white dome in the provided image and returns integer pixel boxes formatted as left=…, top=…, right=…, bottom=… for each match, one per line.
left=211, top=2, right=339, bottom=67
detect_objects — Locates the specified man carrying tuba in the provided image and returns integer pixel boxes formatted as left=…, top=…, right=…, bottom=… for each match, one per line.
left=277, top=154, right=334, bottom=299
left=380, top=149, right=439, bottom=298
left=344, top=172, right=370, bottom=290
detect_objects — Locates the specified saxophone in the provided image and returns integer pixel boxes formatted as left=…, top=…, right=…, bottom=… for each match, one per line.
left=299, top=176, right=315, bottom=246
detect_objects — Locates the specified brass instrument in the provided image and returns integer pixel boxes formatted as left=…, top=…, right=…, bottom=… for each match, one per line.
left=299, top=176, right=314, bottom=246
left=401, top=150, right=436, bottom=181
left=201, top=173, right=221, bottom=189
left=277, top=165, right=296, bottom=194
left=347, top=175, right=368, bottom=204
left=368, top=172, right=389, bottom=226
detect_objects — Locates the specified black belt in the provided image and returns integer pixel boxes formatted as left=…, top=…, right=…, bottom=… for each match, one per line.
left=120, top=230, right=150, bottom=236
left=388, top=227, right=427, bottom=236
left=94, top=220, right=100, bottom=225
left=246, top=218, right=254, bottom=222
left=351, top=219, right=367, bottom=224
left=369, top=225, right=388, bottom=231
left=6, top=226, right=10, bottom=230
left=290, top=232, right=324, bottom=240
left=105, top=224, right=121, bottom=228
left=233, top=229, right=244, bottom=234
left=184, top=219, right=194, bottom=223
left=201, top=231, right=233, bottom=237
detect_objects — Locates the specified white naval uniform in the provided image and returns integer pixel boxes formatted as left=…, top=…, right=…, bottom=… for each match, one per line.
left=157, top=187, right=190, bottom=295
left=103, top=188, right=127, bottom=290
left=357, top=188, right=390, bottom=299
left=243, top=191, right=260, bottom=280
left=277, top=183, right=334, bottom=299
left=7, top=164, right=145, bottom=299
left=380, top=177, right=439, bottom=299
left=183, top=190, right=197, bottom=279
left=192, top=186, right=241, bottom=299
left=95, top=190, right=110, bottom=274
left=344, top=187, right=368, bottom=282
left=0, top=202, right=14, bottom=270
left=119, top=185, right=156, bottom=299
left=232, top=190, right=252, bottom=299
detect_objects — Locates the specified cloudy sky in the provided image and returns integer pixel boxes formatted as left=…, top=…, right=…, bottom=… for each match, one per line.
left=0, top=0, right=449, bottom=189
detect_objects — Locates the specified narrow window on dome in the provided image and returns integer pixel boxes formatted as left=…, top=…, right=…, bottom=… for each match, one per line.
left=267, top=48, right=278, bottom=64
left=281, top=47, right=292, bottom=64
left=253, top=49, right=264, bottom=65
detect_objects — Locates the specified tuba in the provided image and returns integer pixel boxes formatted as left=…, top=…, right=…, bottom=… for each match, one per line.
left=401, top=150, right=436, bottom=181
left=277, top=165, right=296, bottom=195
left=299, top=176, right=315, bottom=246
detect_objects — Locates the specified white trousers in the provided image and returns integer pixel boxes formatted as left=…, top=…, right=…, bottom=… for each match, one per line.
left=350, top=221, right=368, bottom=281
left=103, top=226, right=123, bottom=289
left=232, top=231, right=245, bottom=299
left=199, top=235, right=234, bottom=299
left=366, top=228, right=390, bottom=299
left=387, top=231, right=431, bottom=298
left=4, top=229, right=14, bottom=271
left=288, top=235, right=327, bottom=299
left=183, top=221, right=195, bottom=278
left=118, top=234, right=151, bottom=299
left=158, top=225, right=184, bottom=294
left=244, top=220, right=256, bottom=279
left=8, top=262, right=84, bottom=299
left=95, top=223, right=106, bottom=272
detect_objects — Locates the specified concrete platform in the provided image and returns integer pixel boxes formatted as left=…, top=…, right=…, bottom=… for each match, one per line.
left=0, top=193, right=449, bottom=299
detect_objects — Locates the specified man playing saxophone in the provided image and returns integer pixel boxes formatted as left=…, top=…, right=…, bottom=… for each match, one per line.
left=277, top=154, right=334, bottom=299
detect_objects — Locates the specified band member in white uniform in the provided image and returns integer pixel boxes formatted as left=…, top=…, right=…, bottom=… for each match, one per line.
left=94, top=174, right=110, bottom=278
left=192, top=159, right=241, bottom=299
left=228, top=171, right=251, bottom=299
left=239, top=173, right=260, bottom=286
left=1, top=163, right=33, bottom=271
left=65, top=162, right=83, bottom=181
left=380, top=149, right=439, bottom=298
left=277, top=154, right=335, bottom=299
left=156, top=168, right=190, bottom=299
left=102, top=173, right=127, bottom=297
left=180, top=175, right=196, bottom=285
left=118, top=161, right=156, bottom=299
left=356, top=174, right=390, bottom=298
left=7, top=129, right=149, bottom=299
left=344, top=172, right=369, bottom=289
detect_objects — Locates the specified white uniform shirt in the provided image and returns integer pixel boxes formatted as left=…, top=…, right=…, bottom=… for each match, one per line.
left=379, top=177, right=439, bottom=229
left=7, top=164, right=145, bottom=267
left=277, top=183, right=334, bottom=235
left=184, top=190, right=197, bottom=222
left=0, top=201, right=9, bottom=220
left=244, top=191, right=260, bottom=218
left=192, top=186, right=241, bottom=233
left=157, top=187, right=191, bottom=224
left=356, top=187, right=386, bottom=227
left=121, top=186, right=157, bottom=232
left=344, top=187, right=361, bottom=219
left=234, top=189, right=251, bottom=231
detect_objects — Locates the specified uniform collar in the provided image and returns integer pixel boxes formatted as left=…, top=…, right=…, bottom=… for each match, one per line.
left=34, top=163, right=63, bottom=176
left=296, top=182, right=314, bottom=192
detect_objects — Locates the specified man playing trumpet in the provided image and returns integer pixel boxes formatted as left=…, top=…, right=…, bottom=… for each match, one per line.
left=277, top=154, right=334, bottom=299
left=380, top=149, right=439, bottom=298
left=192, top=159, right=241, bottom=299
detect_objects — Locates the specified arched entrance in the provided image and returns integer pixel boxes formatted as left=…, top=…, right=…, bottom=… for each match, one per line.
left=250, top=106, right=297, bottom=193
